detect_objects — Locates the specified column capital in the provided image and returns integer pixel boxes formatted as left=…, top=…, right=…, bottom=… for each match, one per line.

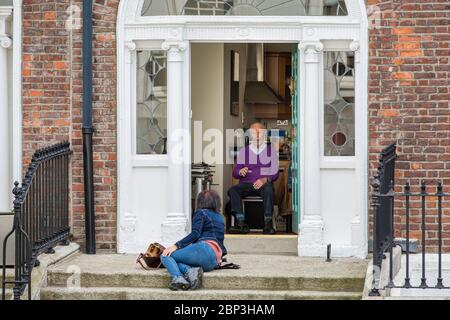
left=0, top=36, right=12, bottom=49
left=125, top=41, right=136, bottom=52
left=299, top=41, right=323, bottom=63
left=349, top=40, right=361, bottom=63
left=349, top=40, right=360, bottom=52
left=161, top=41, right=188, bottom=62
left=0, top=7, right=13, bottom=19
left=0, top=7, right=13, bottom=49
left=124, top=41, right=136, bottom=64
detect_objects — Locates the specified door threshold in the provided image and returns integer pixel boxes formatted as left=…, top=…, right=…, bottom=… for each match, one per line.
left=225, top=234, right=298, bottom=239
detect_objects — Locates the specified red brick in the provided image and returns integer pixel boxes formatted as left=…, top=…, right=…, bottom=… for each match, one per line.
left=378, top=109, right=401, bottom=118
left=393, top=27, right=414, bottom=35
left=392, top=72, right=413, bottom=80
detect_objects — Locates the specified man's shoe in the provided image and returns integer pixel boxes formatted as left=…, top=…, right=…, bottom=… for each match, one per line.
left=228, top=220, right=250, bottom=234
left=263, top=220, right=276, bottom=235
left=184, top=267, right=204, bottom=290
left=168, top=276, right=191, bottom=291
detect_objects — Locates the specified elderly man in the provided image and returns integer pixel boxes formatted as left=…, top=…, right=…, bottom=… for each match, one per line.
left=228, top=123, right=279, bottom=234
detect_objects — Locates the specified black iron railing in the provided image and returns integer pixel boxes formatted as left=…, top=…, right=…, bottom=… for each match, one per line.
left=370, top=143, right=450, bottom=296
left=371, top=143, right=397, bottom=273
left=2, top=142, right=72, bottom=300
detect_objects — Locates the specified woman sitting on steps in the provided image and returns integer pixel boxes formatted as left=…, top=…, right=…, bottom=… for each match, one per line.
left=161, top=190, right=227, bottom=291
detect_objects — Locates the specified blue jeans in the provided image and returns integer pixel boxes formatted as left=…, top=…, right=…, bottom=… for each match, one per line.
left=161, top=241, right=218, bottom=279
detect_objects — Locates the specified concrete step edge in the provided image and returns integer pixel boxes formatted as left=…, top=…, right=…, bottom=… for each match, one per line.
left=1, top=289, right=13, bottom=300
left=47, top=271, right=365, bottom=292
left=40, top=286, right=362, bottom=300
left=0, top=269, right=15, bottom=282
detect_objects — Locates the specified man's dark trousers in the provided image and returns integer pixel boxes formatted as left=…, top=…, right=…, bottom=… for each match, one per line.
left=227, top=182, right=274, bottom=223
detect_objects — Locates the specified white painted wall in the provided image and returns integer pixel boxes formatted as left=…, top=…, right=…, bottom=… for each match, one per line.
left=222, top=43, right=255, bottom=206
left=191, top=43, right=256, bottom=209
left=321, top=169, right=356, bottom=247
left=0, top=52, right=11, bottom=213
left=128, top=167, right=168, bottom=250
left=191, top=43, right=225, bottom=203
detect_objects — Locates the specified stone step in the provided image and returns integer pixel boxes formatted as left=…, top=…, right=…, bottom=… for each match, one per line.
left=224, top=234, right=298, bottom=255
left=40, top=287, right=362, bottom=300
left=48, top=270, right=364, bottom=292
left=0, top=268, right=14, bottom=283
left=46, top=253, right=367, bottom=293
left=1, top=271, right=19, bottom=300
left=1, top=289, right=13, bottom=300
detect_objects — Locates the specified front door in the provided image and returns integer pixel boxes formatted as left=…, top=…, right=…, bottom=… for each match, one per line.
left=291, top=48, right=300, bottom=234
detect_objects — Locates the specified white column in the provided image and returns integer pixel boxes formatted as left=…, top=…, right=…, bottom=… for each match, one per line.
left=298, top=41, right=327, bottom=257
left=161, top=41, right=189, bottom=246
left=118, top=41, right=138, bottom=253
left=0, top=9, right=12, bottom=213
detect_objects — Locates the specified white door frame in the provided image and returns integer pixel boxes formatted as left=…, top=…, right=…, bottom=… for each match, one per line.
left=0, top=0, right=22, bottom=212
left=12, top=0, right=22, bottom=187
left=117, top=0, right=368, bottom=257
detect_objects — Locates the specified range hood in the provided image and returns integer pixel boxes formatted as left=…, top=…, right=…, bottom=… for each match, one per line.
left=244, top=43, right=283, bottom=105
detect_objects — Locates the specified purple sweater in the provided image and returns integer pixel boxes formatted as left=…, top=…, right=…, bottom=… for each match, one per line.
left=232, top=144, right=280, bottom=184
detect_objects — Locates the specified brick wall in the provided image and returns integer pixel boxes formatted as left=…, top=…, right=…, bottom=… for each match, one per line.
left=22, top=0, right=119, bottom=251
left=22, top=1, right=71, bottom=162
left=367, top=1, right=450, bottom=251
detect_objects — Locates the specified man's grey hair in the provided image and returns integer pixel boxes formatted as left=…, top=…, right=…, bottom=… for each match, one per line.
left=196, top=190, right=222, bottom=213
left=250, top=122, right=266, bottom=130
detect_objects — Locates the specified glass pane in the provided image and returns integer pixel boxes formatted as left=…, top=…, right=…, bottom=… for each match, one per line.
left=142, top=0, right=348, bottom=16
left=324, top=51, right=355, bottom=156
left=136, top=50, right=168, bottom=155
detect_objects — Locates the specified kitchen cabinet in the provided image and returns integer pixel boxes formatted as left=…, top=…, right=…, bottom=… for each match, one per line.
left=253, top=52, right=292, bottom=120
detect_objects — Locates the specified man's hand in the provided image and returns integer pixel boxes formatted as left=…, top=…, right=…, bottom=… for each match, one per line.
left=162, top=245, right=178, bottom=257
left=253, top=178, right=268, bottom=190
left=239, top=167, right=251, bottom=177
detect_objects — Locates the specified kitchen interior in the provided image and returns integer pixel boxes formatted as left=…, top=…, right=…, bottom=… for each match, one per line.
left=191, top=42, right=297, bottom=234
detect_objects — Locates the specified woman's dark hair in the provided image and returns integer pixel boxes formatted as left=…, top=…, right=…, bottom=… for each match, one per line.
left=196, top=190, right=222, bottom=213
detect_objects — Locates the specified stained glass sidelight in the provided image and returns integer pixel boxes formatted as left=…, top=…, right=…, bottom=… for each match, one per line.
left=141, top=0, right=348, bottom=16
left=136, top=50, right=168, bottom=155
left=324, top=51, right=355, bottom=156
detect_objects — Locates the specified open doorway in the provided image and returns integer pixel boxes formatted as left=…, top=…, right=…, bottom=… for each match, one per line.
left=190, top=42, right=299, bottom=235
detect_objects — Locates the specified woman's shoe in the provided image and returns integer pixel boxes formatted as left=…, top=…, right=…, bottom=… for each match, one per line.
left=184, top=267, right=204, bottom=290
left=168, top=276, right=191, bottom=291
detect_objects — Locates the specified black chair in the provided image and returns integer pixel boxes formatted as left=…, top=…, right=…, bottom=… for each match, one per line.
left=224, top=196, right=265, bottom=231
left=241, top=196, right=265, bottom=230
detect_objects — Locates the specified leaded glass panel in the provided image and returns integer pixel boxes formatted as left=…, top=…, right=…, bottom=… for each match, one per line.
left=141, top=0, right=348, bottom=16
left=324, top=51, right=355, bottom=156
left=136, top=50, right=168, bottom=155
